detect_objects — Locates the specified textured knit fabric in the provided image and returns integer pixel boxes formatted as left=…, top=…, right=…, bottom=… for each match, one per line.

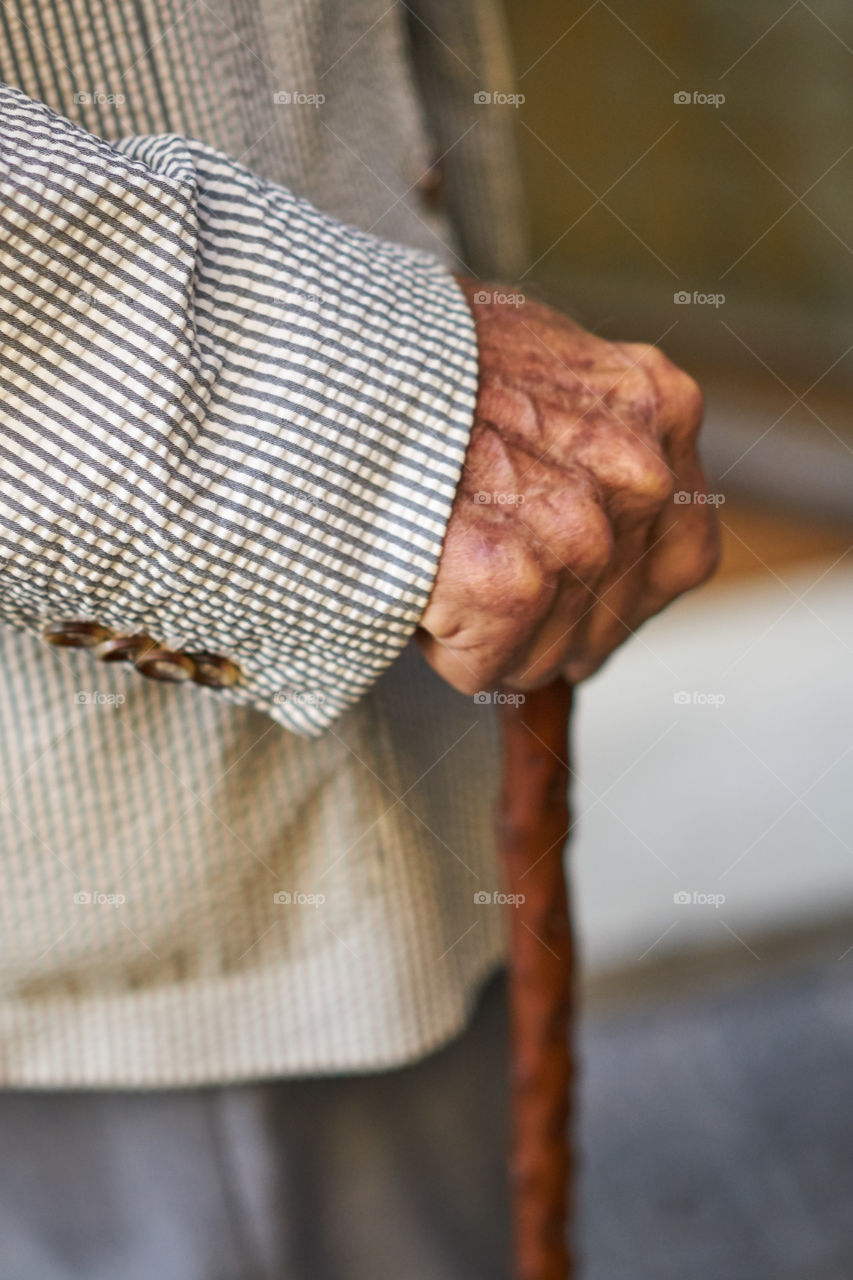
left=0, top=0, right=528, bottom=1085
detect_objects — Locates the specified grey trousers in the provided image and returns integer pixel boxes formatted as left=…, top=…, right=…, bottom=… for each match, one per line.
left=0, top=973, right=510, bottom=1280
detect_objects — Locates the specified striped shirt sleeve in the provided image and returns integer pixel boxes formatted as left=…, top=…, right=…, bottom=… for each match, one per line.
left=0, top=84, right=478, bottom=735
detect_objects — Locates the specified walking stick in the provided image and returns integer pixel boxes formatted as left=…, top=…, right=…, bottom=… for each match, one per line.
left=496, top=677, right=575, bottom=1280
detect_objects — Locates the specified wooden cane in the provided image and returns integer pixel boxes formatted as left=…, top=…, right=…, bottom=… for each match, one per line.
left=496, top=677, right=575, bottom=1280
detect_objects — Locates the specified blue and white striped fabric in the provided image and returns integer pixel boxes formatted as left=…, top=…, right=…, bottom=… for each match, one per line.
left=0, top=0, right=527, bottom=1086
left=0, top=84, right=478, bottom=734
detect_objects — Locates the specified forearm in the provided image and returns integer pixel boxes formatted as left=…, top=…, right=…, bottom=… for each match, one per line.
left=0, top=84, right=479, bottom=732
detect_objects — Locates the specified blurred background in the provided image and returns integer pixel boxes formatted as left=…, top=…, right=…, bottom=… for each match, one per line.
left=500, top=2, right=853, bottom=1276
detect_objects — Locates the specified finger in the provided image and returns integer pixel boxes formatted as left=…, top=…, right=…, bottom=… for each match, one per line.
left=492, top=484, right=617, bottom=687
left=571, top=423, right=674, bottom=527
left=560, top=461, right=720, bottom=684
left=499, top=485, right=653, bottom=691
left=557, top=521, right=655, bottom=681
left=642, top=458, right=721, bottom=613
left=518, top=484, right=615, bottom=587
left=416, top=602, right=546, bottom=696
left=418, top=523, right=556, bottom=695
left=617, top=343, right=705, bottom=452
left=499, top=575, right=592, bottom=689
left=418, top=458, right=616, bottom=694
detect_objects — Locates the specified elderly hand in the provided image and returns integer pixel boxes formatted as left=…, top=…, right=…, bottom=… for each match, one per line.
left=416, top=277, right=720, bottom=694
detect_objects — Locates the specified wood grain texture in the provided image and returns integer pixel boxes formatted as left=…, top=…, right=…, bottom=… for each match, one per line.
left=496, top=679, right=575, bottom=1280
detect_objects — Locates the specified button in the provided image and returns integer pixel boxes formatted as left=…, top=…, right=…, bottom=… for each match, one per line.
left=134, top=648, right=195, bottom=683
left=42, top=619, right=113, bottom=648
left=95, top=634, right=157, bottom=663
left=186, top=653, right=242, bottom=689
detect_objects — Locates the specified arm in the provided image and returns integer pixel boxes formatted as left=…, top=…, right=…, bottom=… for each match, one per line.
left=0, top=84, right=479, bottom=733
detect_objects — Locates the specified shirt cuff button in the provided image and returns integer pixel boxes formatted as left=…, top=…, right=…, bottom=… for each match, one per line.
left=42, top=619, right=114, bottom=648
left=186, top=653, right=242, bottom=688
left=134, top=648, right=196, bottom=683
left=95, top=634, right=157, bottom=662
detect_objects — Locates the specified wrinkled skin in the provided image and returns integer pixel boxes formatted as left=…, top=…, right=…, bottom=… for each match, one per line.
left=417, top=277, right=721, bottom=693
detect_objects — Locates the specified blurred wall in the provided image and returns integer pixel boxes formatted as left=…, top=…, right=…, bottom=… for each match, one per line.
left=496, top=2, right=853, bottom=972
left=502, top=0, right=853, bottom=390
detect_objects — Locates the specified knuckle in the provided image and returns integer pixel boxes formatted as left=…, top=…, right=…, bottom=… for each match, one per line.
left=681, top=549, right=717, bottom=595
left=619, top=340, right=659, bottom=366
left=560, top=499, right=614, bottom=583
left=652, top=524, right=720, bottom=602
left=626, top=445, right=675, bottom=510
left=605, top=364, right=658, bottom=425
left=677, top=370, right=705, bottom=429
left=466, top=535, right=550, bottom=627
left=658, top=365, right=705, bottom=438
left=620, top=341, right=672, bottom=388
left=585, top=434, right=674, bottom=520
left=623, top=343, right=705, bottom=437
